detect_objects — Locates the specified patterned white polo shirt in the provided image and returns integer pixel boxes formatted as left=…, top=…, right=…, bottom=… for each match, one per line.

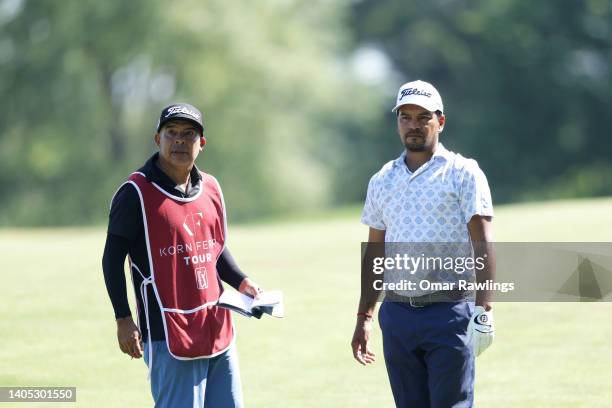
left=361, top=143, right=494, bottom=295
left=362, top=143, right=493, bottom=241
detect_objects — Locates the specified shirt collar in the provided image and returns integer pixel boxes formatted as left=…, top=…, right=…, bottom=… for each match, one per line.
left=393, top=142, right=450, bottom=168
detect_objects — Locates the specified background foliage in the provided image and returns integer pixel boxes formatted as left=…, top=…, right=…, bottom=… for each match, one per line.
left=351, top=0, right=612, bottom=203
left=0, top=0, right=610, bottom=225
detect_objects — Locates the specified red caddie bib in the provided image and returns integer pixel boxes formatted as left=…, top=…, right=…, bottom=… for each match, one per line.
left=126, top=171, right=234, bottom=360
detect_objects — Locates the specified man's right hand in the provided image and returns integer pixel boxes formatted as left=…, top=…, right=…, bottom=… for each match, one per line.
left=116, top=316, right=143, bottom=358
left=351, top=316, right=376, bottom=366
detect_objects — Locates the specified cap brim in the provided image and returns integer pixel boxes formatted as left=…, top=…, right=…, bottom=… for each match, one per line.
left=391, top=99, right=441, bottom=113
left=157, top=115, right=203, bottom=132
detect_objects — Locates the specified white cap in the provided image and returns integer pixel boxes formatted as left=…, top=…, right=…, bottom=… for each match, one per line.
left=391, top=80, right=444, bottom=114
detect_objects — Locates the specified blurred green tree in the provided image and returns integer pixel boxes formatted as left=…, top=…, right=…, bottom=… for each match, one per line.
left=350, top=0, right=612, bottom=202
left=0, top=0, right=383, bottom=225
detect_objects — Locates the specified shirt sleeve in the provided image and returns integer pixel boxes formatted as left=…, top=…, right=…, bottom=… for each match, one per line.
left=102, top=233, right=132, bottom=319
left=217, top=247, right=247, bottom=290
left=361, top=175, right=386, bottom=230
left=108, top=183, right=142, bottom=241
left=459, top=160, right=494, bottom=224
left=103, top=183, right=142, bottom=319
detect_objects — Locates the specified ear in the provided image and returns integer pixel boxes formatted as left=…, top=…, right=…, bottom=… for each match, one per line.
left=199, top=135, right=207, bottom=150
left=154, top=132, right=161, bottom=146
left=438, top=114, right=446, bottom=133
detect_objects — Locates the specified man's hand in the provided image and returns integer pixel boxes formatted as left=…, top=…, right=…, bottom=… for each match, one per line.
left=467, top=306, right=494, bottom=357
left=238, top=277, right=263, bottom=299
left=351, top=316, right=376, bottom=366
left=116, top=316, right=143, bottom=358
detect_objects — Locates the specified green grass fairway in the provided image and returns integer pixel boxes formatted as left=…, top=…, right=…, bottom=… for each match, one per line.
left=1, top=197, right=612, bottom=407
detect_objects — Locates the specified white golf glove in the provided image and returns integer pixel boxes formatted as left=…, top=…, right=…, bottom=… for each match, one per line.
left=467, top=306, right=494, bottom=357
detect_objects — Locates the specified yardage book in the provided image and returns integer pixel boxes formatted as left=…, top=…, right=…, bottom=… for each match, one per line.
left=217, top=290, right=284, bottom=319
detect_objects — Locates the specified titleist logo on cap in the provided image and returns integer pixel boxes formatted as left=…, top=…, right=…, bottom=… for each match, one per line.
left=400, top=88, right=432, bottom=100
left=165, top=105, right=201, bottom=120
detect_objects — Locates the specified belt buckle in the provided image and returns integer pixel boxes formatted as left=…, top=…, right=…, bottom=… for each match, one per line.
left=409, top=296, right=425, bottom=308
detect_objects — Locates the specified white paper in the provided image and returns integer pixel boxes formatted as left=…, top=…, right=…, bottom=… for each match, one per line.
left=217, top=290, right=284, bottom=318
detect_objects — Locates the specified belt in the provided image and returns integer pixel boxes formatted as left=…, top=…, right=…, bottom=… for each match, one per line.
left=387, top=289, right=471, bottom=308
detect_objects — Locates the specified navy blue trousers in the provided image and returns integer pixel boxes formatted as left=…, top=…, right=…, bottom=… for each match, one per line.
left=378, top=301, right=475, bottom=408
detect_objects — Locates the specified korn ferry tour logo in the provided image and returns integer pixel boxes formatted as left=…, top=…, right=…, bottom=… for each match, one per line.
left=158, top=211, right=217, bottom=260
left=183, top=212, right=204, bottom=237
left=156, top=210, right=218, bottom=290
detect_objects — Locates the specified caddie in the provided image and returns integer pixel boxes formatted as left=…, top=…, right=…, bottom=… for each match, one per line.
left=351, top=80, right=496, bottom=407
left=102, top=103, right=261, bottom=407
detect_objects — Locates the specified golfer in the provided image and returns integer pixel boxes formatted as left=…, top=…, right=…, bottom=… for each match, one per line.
left=351, top=81, right=496, bottom=407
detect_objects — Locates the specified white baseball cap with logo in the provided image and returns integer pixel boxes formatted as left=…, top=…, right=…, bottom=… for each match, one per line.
left=391, top=80, right=444, bottom=114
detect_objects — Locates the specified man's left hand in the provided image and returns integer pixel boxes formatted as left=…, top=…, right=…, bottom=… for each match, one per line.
left=467, top=306, right=494, bottom=357
left=239, top=277, right=263, bottom=299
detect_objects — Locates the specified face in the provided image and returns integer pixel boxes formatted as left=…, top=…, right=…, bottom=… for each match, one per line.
left=154, top=120, right=205, bottom=169
left=397, top=104, right=445, bottom=153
